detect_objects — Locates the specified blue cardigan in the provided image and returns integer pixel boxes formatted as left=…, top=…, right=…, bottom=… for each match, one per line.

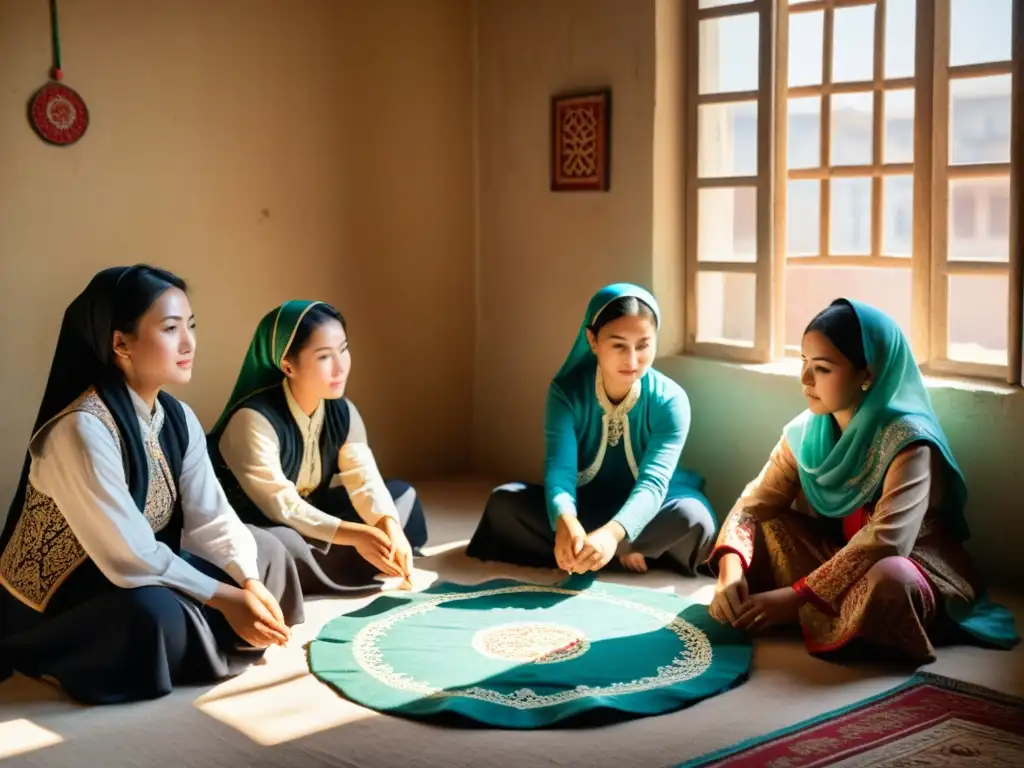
left=543, top=360, right=707, bottom=540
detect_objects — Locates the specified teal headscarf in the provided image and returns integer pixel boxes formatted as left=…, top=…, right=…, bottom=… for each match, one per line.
left=554, top=283, right=661, bottom=383
left=211, top=300, right=322, bottom=433
left=783, top=299, right=969, bottom=540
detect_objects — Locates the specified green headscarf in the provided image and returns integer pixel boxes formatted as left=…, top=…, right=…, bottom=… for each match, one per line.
left=554, top=283, right=661, bottom=384
left=211, top=300, right=321, bottom=434
left=783, top=299, right=969, bottom=539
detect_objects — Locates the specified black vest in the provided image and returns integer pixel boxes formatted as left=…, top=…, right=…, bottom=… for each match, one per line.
left=59, top=391, right=190, bottom=613
left=4, top=390, right=191, bottom=617
left=208, top=385, right=351, bottom=527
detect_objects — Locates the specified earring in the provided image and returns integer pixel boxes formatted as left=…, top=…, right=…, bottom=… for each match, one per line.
left=861, top=381, right=870, bottom=391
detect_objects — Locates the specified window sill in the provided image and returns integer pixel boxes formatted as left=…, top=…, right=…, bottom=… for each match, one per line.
left=660, top=354, right=1019, bottom=397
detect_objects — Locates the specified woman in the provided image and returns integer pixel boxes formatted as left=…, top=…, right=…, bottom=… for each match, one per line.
left=208, top=301, right=427, bottom=593
left=467, top=283, right=716, bottom=575
left=708, top=299, right=1019, bottom=663
left=0, top=266, right=303, bottom=705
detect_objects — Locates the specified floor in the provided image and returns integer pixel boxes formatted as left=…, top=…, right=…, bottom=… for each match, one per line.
left=1, top=480, right=1022, bottom=768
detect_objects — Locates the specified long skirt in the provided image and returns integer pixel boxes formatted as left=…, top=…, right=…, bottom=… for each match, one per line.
left=744, top=511, right=981, bottom=663
left=0, top=526, right=304, bottom=705
left=466, top=481, right=717, bottom=575
left=262, top=479, right=429, bottom=594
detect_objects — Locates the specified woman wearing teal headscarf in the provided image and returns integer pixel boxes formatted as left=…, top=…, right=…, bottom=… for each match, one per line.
left=467, top=283, right=716, bottom=575
left=208, top=301, right=428, bottom=594
left=708, top=299, right=1018, bottom=662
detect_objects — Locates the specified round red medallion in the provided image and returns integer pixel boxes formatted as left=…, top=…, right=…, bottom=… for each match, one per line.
left=29, top=82, right=89, bottom=145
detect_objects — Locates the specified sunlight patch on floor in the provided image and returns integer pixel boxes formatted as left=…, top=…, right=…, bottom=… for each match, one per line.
left=0, top=718, right=64, bottom=759
left=195, top=671, right=378, bottom=746
left=419, top=538, right=470, bottom=557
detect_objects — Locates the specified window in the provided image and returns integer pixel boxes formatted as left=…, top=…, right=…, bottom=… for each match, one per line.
left=686, top=0, right=1022, bottom=383
left=951, top=188, right=976, bottom=239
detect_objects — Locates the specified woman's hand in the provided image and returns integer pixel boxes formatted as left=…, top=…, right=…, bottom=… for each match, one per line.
left=335, top=521, right=404, bottom=578
left=208, top=583, right=290, bottom=648
left=733, top=587, right=804, bottom=632
left=554, top=514, right=587, bottom=571
left=242, top=578, right=288, bottom=633
left=573, top=523, right=624, bottom=573
left=376, top=516, right=413, bottom=580
left=709, top=553, right=749, bottom=625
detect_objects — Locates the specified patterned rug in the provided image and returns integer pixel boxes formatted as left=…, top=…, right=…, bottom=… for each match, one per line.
left=680, top=672, right=1024, bottom=767
left=308, top=574, right=752, bottom=728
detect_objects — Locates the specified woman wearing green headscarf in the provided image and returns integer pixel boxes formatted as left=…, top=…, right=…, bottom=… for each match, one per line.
left=708, top=299, right=1018, bottom=662
left=208, top=301, right=428, bottom=594
left=467, top=283, right=717, bottom=575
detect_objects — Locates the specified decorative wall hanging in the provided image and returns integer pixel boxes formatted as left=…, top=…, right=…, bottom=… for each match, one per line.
left=550, top=89, right=611, bottom=192
left=29, top=0, right=89, bottom=146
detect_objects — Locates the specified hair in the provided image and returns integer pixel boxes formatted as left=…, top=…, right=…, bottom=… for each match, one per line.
left=804, top=299, right=867, bottom=370
left=588, top=296, right=657, bottom=337
left=284, top=303, right=347, bottom=363
left=111, top=265, right=188, bottom=336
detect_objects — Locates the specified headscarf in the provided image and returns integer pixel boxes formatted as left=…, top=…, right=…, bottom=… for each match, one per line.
left=210, top=300, right=321, bottom=433
left=784, top=299, right=969, bottom=539
left=553, top=283, right=661, bottom=385
left=1, top=266, right=166, bottom=553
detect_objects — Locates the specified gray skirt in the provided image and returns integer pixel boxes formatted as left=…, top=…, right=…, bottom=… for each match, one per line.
left=466, top=481, right=716, bottom=575
left=259, top=479, right=428, bottom=595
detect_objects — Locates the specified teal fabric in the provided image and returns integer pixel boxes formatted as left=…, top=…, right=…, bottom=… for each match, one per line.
left=586, top=441, right=637, bottom=504
left=308, top=575, right=752, bottom=728
left=544, top=283, right=709, bottom=540
left=783, top=299, right=967, bottom=532
left=784, top=298, right=1018, bottom=650
left=945, top=590, right=1021, bottom=650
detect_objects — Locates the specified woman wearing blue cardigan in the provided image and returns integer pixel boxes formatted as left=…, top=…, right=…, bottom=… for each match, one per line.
left=467, top=283, right=716, bottom=575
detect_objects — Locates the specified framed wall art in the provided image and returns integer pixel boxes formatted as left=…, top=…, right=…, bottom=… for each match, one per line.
left=550, top=89, right=611, bottom=192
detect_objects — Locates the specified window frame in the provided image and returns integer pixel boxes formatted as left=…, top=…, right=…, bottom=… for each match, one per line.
left=683, top=0, right=1024, bottom=385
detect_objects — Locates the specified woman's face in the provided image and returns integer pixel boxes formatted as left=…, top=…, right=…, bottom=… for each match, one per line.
left=799, top=330, right=871, bottom=415
left=113, top=287, right=196, bottom=389
left=284, top=319, right=351, bottom=400
left=587, top=313, right=657, bottom=394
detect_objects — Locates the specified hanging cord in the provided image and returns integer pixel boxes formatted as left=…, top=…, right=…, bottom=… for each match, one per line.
left=50, top=0, right=63, bottom=80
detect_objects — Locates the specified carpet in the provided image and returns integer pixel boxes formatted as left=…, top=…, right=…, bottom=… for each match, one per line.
left=680, top=672, right=1024, bottom=767
left=308, top=573, right=752, bottom=728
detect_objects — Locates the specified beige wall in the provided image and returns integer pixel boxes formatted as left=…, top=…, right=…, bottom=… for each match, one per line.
left=473, top=0, right=660, bottom=474
left=1, top=0, right=1021, bottom=583
left=0, top=0, right=474, bottom=515
left=472, top=0, right=1024, bottom=584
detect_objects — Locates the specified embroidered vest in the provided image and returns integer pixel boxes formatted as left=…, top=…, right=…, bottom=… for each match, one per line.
left=0, top=389, right=188, bottom=612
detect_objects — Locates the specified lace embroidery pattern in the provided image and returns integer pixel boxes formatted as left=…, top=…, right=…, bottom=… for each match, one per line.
left=804, top=545, right=875, bottom=609
left=351, top=584, right=713, bottom=710
left=844, top=416, right=929, bottom=492
left=799, top=566, right=937, bottom=660
left=471, top=622, right=589, bottom=664
left=0, top=390, right=176, bottom=611
left=140, top=403, right=176, bottom=532
left=578, top=369, right=641, bottom=486
left=756, top=507, right=976, bottom=659
left=715, top=509, right=757, bottom=566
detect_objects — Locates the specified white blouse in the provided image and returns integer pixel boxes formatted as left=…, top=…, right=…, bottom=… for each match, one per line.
left=28, top=387, right=261, bottom=604
left=217, top=382, right=400, bottom=545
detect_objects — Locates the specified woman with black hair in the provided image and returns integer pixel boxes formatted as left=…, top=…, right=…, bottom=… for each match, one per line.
left=209, top=301, right=428, bottom=594
left=467, top=283, right=716, bottom=576
left=0, top=266, right=303, bottom=704
left=707, top=299, right=1018, bottom=662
